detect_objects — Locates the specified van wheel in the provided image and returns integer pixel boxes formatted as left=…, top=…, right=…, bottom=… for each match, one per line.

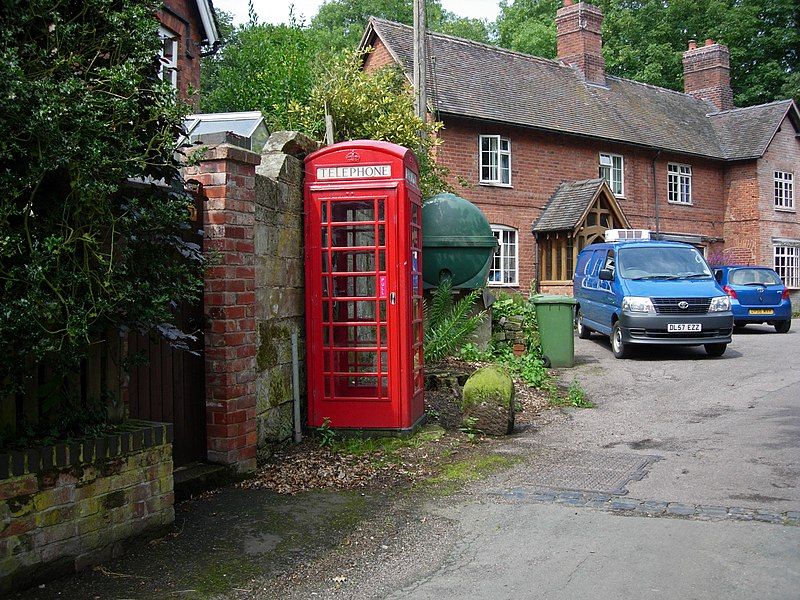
left=775, top=320, right=791, bottom=333
left=576, top=310, right=591, bottom=339
left=704, top=343, right=727, bottom=357
left=611, top=323, right=629, bottom=359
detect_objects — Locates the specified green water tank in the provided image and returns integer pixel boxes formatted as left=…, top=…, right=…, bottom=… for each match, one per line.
left=422, top=193, right=498, bottom=289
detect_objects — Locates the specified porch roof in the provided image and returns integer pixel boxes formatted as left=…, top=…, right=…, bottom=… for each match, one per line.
left=533, top=178, right=614, bottom=233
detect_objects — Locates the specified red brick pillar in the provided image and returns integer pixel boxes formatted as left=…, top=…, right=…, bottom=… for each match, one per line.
left=185, top=137, right=260, bottom=473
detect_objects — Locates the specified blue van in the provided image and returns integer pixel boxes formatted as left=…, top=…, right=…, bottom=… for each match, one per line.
left=573, top=240, right=734, bottom=358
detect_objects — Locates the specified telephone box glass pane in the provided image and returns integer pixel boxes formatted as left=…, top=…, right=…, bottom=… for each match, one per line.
left=331, top=324, right=379, bottom=347
left=330, top=250, right=376, bottom=273
left=331, top=225, right=380, bottom=248
left=330, top=200, right=374, bottom=222
left=332, top=276, right=376, bottom=297
left=333, top=351, right=378, bottom=374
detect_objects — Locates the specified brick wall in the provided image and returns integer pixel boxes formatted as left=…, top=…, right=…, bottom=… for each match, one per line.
left=0, top=423, right=174, bottom=594
left=754, top=114, right=800, bottom=278
left=363, top=37, right=397, bottom=72
left=722, top=161, right=760, bottom=265
left=157, top=0, right=206, bottom=106
left=438, top=117, right=727, bottom=292
left=185, top=138, right=261, bottom=474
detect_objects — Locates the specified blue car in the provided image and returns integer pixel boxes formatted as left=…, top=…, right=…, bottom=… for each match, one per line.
left=713, top=266, right=792, bottom=333
left=574, top=239, right=734, bottom=358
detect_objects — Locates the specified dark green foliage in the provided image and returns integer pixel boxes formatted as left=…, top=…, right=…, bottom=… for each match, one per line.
left=0, top=1, right=202, bottom=396
left=495, top=0, right=799, bottom=106
left=310, top=0, right=494, bottom=52
left=201, top=9, right=319, bottom=129
left=286, top=49, right=451, bottom=197
left=423, top=279, right=485, bottom=363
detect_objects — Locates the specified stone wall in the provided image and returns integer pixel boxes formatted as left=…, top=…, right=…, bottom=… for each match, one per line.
left=0, top=423, right=174, bottom=594
left=492, top=314, right=528, bottom=356
left=253, top=132, right=317, bottom=461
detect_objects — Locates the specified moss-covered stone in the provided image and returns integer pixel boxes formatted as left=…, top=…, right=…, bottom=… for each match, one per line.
left=460, top=366, right=515, bottom=436
left=256, top=322, right=286, bottom=372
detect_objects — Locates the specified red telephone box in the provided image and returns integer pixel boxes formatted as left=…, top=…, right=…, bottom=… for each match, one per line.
left=304, top=141, right=424, bottom=430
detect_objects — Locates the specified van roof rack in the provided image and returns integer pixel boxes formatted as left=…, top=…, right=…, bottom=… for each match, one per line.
left=604, top=229, right=651, bottom=242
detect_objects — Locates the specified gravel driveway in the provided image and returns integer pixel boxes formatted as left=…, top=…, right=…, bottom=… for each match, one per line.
left=547, top=319, right=800, bottom=512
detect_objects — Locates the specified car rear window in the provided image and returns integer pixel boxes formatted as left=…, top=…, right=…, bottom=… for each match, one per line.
left=729, top=269, right=782, bottom=286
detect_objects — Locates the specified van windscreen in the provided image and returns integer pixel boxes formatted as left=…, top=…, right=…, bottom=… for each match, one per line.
left=618, top=246, right=712, bottom=280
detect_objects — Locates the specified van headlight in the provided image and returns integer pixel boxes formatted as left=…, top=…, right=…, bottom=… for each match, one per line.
left=622, top=296, right=655, bottom=313
left=709, top=296, right=731, bottom=312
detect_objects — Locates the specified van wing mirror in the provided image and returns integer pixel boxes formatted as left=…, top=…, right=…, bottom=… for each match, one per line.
left=599, top=269, right=614, bottom=281
left=714, top=270, right=723, bottom=283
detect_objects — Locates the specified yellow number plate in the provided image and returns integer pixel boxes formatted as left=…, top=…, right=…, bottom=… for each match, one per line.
left=749, top=309, right=774, bottom=315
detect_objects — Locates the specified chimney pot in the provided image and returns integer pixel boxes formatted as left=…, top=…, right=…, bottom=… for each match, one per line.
left=683, top=39, right=733, bottom=111
left=564, top=0, right=573, bottom=5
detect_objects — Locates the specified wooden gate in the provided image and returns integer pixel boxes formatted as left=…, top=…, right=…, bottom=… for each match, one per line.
left=127, top=190, right=206, bottom=467
left=127, top=306, right=205, bottom=467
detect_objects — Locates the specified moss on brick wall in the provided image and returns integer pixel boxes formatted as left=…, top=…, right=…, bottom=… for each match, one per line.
left=0, top=423, right=174, bottom=595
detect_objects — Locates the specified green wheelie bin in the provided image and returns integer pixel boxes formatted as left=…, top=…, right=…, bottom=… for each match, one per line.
left=530, top=295, right=577, bottom=367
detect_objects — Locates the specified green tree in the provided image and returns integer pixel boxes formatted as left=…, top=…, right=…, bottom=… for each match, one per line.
left=310, top=0, right=492, bottom=51
left=201, top=13, right=318, bottom=128
left=438, top=13, right=494, bottom=44
left=0, top=1, right=202, bottom=396
left=495, top=0, right=799, bottom=107
left=496, top=0, right=559, bottom=58
left=287, top=50, right=449, bottom=196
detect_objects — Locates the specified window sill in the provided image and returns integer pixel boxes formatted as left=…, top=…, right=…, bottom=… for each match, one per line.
left=667, top=200, right=693, bottom=206
left=774, top=207, right=796, bottom=213
left=479, top=182, right=513, bottom=189
left=488, top=282, right=519, bottom=288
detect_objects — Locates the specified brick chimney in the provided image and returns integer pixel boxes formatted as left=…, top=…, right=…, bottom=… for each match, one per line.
left=682, top=38, right=734, bottom=112
left=556, top=0, right=606, bottom=86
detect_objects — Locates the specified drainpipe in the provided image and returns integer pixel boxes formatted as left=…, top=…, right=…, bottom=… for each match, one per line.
left=652, top=149, right=662, bottom=236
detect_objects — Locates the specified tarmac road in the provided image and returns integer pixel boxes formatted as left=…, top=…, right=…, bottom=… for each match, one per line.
left=378, top=321, right=800, bottom=600
left=543, top=320, right=800, bottom=512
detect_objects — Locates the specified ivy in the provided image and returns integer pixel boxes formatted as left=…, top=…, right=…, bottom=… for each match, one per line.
left=0, top=1, right=202, bottom=395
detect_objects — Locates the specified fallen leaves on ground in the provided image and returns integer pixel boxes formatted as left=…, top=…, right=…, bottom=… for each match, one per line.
left=238, top=440, right=444, bottom=495
left=242, top=358, right=549, bottom=496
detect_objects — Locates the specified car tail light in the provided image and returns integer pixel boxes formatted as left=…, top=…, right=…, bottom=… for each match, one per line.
left=782, top=288, right=790, bottom=300
left=723, top=285, right=737, bottom=299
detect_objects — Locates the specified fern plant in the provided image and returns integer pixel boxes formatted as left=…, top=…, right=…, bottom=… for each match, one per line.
left=423, top=278, right=486, bottom=364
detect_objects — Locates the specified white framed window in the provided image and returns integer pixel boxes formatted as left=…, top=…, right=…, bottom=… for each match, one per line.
left=479, top=135, right=511, bottom=186
left=668, top=163, right=693, bottom=205
left=774, top=245, right=800, bottom=288
left=158, top=26, right=178, bottom=88
left=774, top=171, right=794, bottom=210
left=599, top=153, right=624, bottom=196
left=489, top=225, right=518, bottom=286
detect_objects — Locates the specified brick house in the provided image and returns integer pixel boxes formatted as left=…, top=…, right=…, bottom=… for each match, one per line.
left=360, top=0, right=800, bottom=298
left=156, top=0, right=220, bottom=104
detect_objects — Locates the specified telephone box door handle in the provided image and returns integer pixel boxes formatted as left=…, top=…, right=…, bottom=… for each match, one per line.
left=390, top=292, right=396, bottom=305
